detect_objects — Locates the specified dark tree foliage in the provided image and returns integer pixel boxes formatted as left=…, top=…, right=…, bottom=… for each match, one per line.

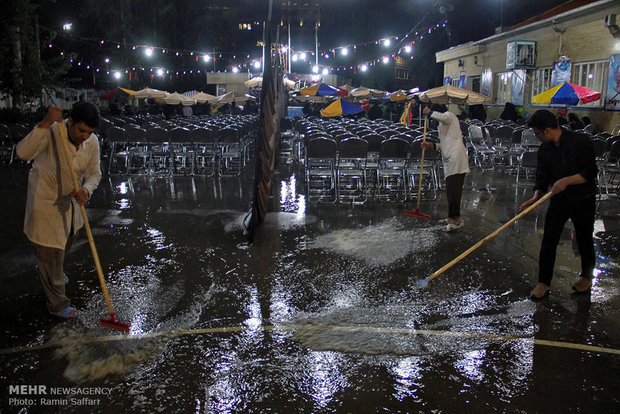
left=0, top=0, right=75, bottom=107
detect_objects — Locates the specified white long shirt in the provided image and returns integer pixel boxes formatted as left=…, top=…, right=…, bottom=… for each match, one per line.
left=430, top=110, right=470, bottom=177
left=16, top=120, right=101, bottom=249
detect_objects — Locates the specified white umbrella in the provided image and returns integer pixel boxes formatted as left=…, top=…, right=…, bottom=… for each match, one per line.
left=130, top=87, right=169, bottom=99
left=216, top=91, right=256, bottom=105
left=163, top=92, right=196, bottom=106
left=244, top=77, right=263, bottom=87
left=191, top=92, right=217, bottom=104
left=351, top=87, right=372, bottom=98
left=418, top=85, right=491, bottom=105
left=283, top=78, right=296, bottom=89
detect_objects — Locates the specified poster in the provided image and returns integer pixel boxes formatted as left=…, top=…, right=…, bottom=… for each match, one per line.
left=481, top=68, right=492, bottom=97
left=511, top=69, right=526, bottom=105
left=443, top=76, right=451, bottom=86
left=458, top=74, right=467, bottom=89
left=551, top=58, right=571, bottom=86
left=605, top=54, right=620, bottom=111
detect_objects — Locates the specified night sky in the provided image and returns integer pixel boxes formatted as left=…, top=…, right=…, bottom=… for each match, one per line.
left=33, top=0, right=572, bottom=90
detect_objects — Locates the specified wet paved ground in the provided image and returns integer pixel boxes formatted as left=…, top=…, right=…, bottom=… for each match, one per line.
left=1, top=154, right=619, bottom=413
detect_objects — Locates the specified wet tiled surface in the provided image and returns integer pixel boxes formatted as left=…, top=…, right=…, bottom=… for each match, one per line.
left=1, top=157, right=618, bottom=413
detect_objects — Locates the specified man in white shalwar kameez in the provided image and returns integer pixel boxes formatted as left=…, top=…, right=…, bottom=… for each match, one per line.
left=17, top=102, right=101, bottom=318
left=421, top=103, right=470, bottom=232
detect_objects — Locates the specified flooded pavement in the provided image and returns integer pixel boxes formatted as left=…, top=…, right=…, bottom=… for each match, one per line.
left=1, top=157, right=619, bottom=413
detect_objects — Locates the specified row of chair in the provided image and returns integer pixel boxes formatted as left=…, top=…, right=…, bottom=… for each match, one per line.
left=103, top=116, right=258, bottom=177
left=305, top=135, right=441, bottom=203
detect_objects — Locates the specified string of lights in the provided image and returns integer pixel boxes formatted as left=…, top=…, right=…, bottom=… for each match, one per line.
left=45, top=19, right=447, bottom=81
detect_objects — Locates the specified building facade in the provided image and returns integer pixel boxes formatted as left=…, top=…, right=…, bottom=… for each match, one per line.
left=435, top=0, right=620, bottom=131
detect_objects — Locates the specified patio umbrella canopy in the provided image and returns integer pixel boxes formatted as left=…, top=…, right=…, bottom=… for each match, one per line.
left=99, top=87, right=135, bottom=101
left=381, top=89, right=408, bottom=102
left=419, top=84, right=491, bottom=105
left=130, top=87, right=169, bottom=99
left=350, top=87, right=372, bottom=98
left=163, top=92, right=196, bottom=106
left=216, top=90, right=256, bottom=104
left=532, top=82, right=601, bottom=105
left=300, top=83, right=344, bottom=97
left=244, top=77, right=263, bottom=87
left=191, top=91, right=217, bottom=104
left=320, top=98, right=363, bottom=117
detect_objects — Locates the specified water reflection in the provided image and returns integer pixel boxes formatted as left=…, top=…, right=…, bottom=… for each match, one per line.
left=392, top=357, right=423, bottom=402
left=306, top=351, right=348, bottom=409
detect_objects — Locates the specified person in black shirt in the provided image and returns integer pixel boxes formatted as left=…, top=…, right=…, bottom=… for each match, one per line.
left=519, top=110, right=598, bottom=299
left=367, top=102, right=383, bottom=120
left=568, top=113, right=585, bottom=130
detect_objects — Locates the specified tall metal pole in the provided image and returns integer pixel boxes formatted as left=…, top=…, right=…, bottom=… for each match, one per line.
left=315, top=22, right=319, bottom=69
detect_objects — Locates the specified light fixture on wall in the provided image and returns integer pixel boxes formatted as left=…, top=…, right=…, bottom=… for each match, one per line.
left=552, top=19, right=566, bottom=33
left=458, top=59, right=464, bottom=67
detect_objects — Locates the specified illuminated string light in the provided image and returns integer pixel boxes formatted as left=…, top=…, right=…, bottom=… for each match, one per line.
left=43, top=18, right=446, bottom=76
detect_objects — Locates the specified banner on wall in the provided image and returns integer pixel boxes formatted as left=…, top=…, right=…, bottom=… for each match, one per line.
left=443, top=76, right=451, bottom=86
left=458, top=74, right=467, bottom=89
left=511, top=69, right=526, bottom=105
left=481, top=69, right=492, bottom=97
left=551, top=58, right=571, bottom=86
left=605, top=54, right=620, bottom=111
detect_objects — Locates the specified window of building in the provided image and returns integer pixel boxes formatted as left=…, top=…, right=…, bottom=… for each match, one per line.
left=571, top=60, right=607, bottom=106
left=450, top=78, right=459, bottom=87
left=531, top=66, right=553, bottom=98
left=471, top=76, right=481, bottom=93
left=395, top=67, right=409, bottom=80
left=530, top=60, right=607, bottom=106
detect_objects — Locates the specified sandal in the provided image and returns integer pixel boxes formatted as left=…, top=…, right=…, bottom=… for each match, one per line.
left=49, top=306, right=79, bottom=319
left=438, top=218, right=449, bottom=224
left=443, top=221, right=464, bottom=232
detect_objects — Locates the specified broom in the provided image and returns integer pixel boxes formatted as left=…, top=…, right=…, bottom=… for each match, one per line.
left=416, top=192, right=553, bottom=287
left=404, top=116, right=431, bottom=220
left=57, top=122, right=131, bottom=332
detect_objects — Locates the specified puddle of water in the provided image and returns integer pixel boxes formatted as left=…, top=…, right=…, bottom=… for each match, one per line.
left=308, top=217, right=440, bottom=267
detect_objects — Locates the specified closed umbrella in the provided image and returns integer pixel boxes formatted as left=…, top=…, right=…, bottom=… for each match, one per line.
left=532, top=82, right=601, bottom=105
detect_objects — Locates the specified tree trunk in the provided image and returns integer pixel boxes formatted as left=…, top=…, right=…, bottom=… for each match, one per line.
left=11, top=25, right=24, bottom=107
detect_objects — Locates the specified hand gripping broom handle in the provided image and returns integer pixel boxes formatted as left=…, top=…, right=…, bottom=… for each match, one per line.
left=56, top=123, right=116, bottom=317
left=415, top=117, right=428, bottom=210
left=427, top=191, right=553, bottom=283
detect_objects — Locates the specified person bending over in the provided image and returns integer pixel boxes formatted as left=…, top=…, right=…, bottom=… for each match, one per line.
left=17, top=102, right=101, bottom=319
left=519, top=109, right=597, bottom=299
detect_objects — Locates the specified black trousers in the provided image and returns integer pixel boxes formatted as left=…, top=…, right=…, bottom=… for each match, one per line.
left=445, top=173, right=466, bottom=219
left=538, top=196, right=596, bottom=286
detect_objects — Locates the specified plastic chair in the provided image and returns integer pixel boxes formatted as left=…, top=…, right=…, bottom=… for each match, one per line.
left=305, top=137, right=338, bottom=203
left=377, top=137, right=409, bottom=202
left=337, top=137, right=368, bottom=204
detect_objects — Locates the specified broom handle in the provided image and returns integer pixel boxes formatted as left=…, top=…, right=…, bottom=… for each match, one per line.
left=415, top=116, right=428, bottom=210
left=428, top=191, right=553, bottom=282
left=57, top=123, right=115, bottom=315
